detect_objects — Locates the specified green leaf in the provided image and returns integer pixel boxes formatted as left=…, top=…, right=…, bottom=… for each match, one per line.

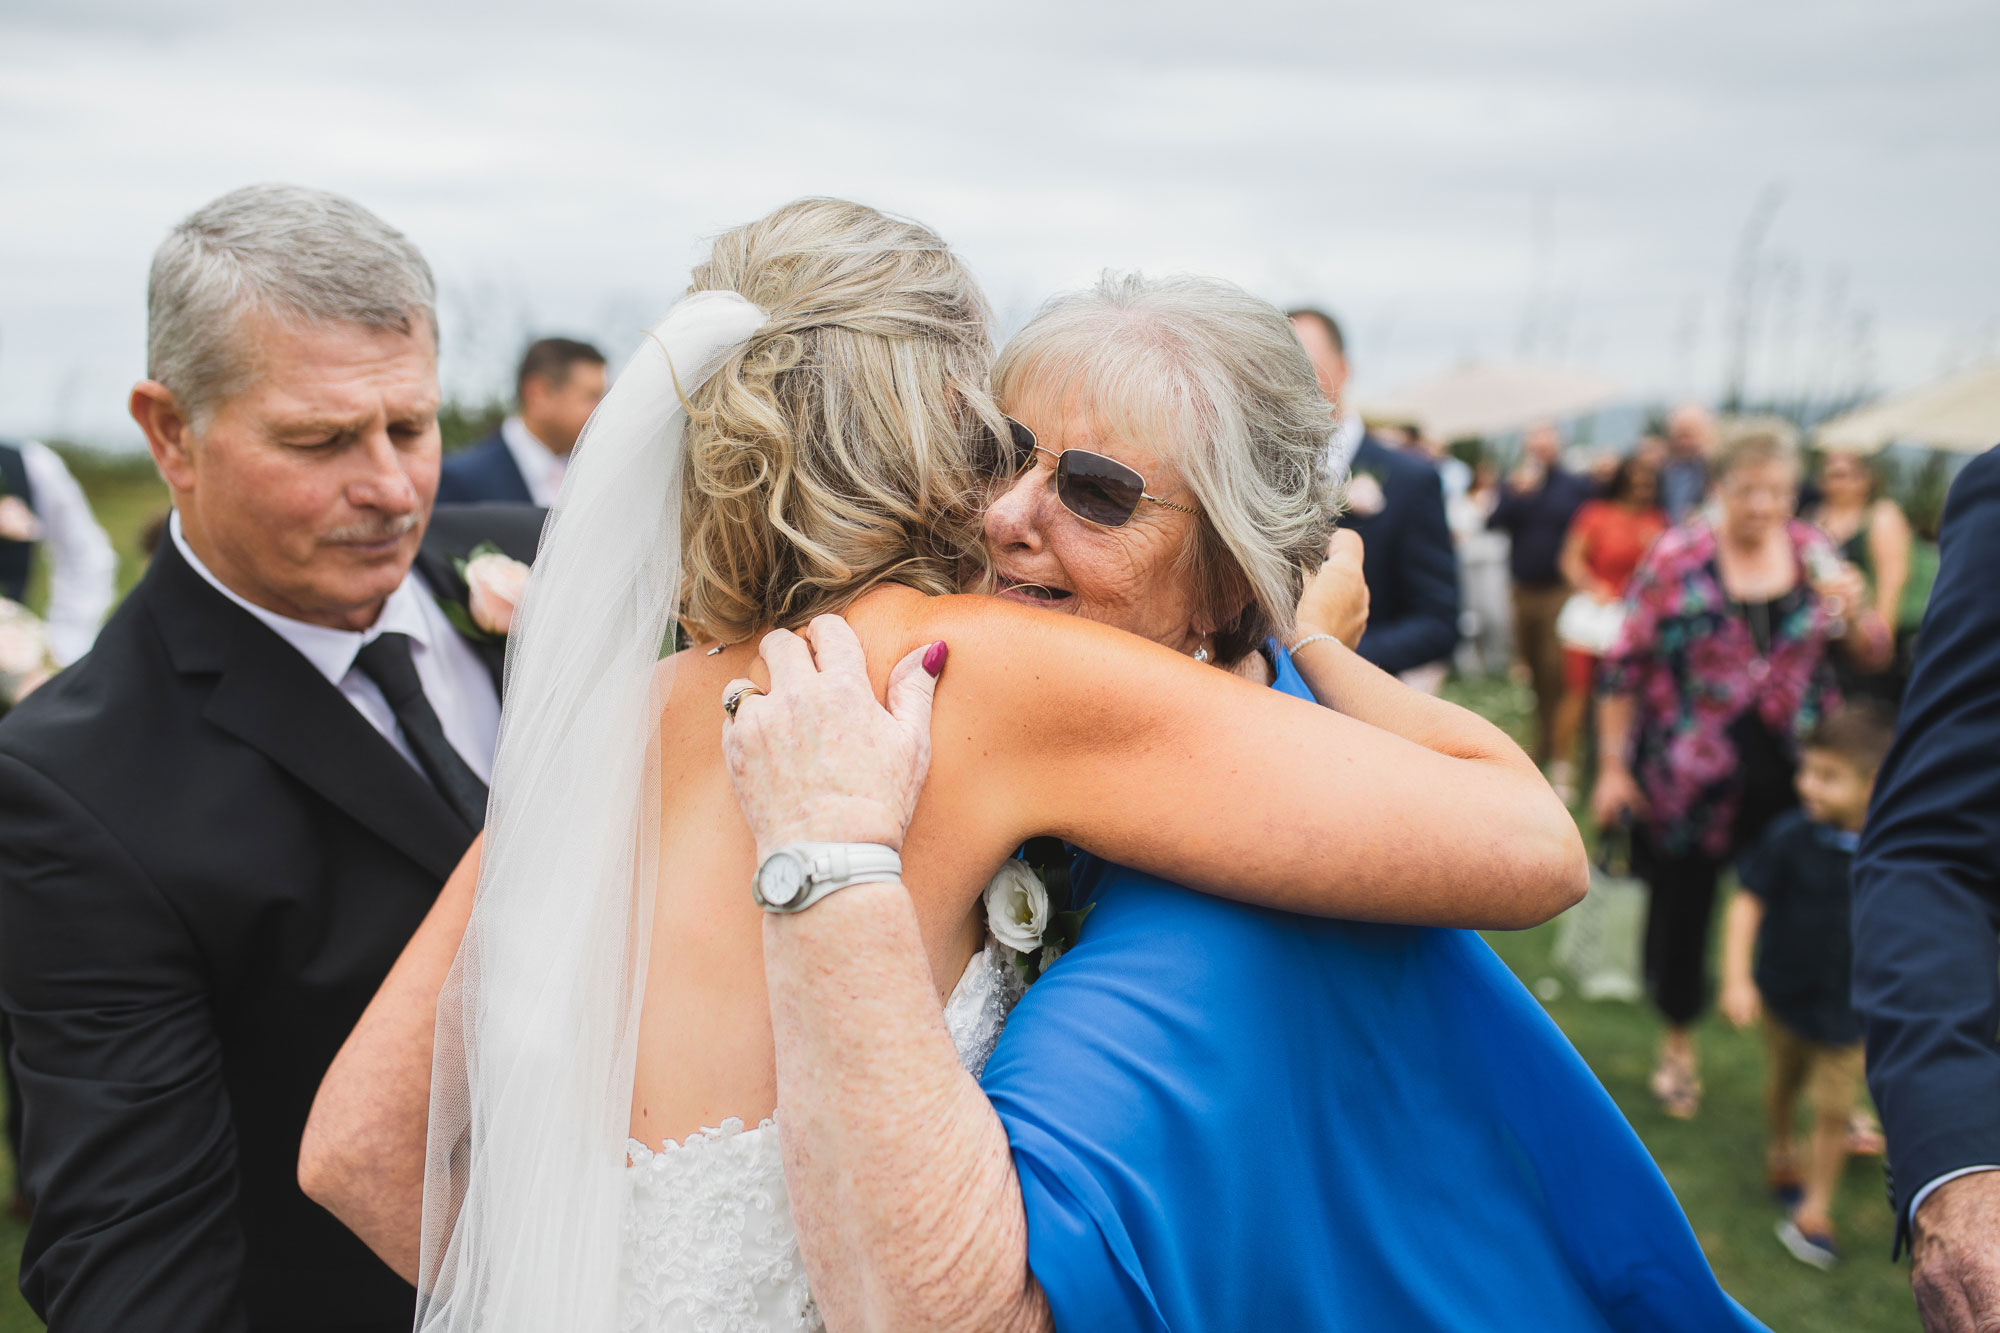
left=436, top=596, right=498, bottom=643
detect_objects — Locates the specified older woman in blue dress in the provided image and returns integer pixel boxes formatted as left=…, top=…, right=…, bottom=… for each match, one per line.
left=727, top=275, right=1765, bottom=1330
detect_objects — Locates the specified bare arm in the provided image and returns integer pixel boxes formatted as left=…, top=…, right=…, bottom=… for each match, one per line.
left=1719, top=890, right=1764, bottom=1028
left=298, top=839, right=481, bottom=1282
left=1557, top=523, right=1595, bottom=597
left=1290, top=532, right=1543, bottom=775
left=725, top=622, right=1049, bottom=1331
left=922, top=594, right=1586, bottom=930
left=1869, top=499, right=1912, bottom=643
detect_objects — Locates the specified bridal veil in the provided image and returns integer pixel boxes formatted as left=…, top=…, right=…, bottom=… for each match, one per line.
left=416, top=291, right=766, bottom=1332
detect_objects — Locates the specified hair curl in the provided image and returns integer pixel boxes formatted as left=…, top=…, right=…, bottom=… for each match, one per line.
left=675, top=199, right=1006, bottom=642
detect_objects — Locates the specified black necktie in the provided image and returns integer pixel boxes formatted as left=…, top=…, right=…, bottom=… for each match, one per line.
left=352, top=631, right=489, bottom=832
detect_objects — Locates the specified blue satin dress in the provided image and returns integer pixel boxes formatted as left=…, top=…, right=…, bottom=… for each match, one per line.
left=979, top=647, right=1764, bottom=1332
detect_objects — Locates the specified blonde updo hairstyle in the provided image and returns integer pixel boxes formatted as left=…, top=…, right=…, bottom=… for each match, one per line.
left=994, top=272, right=1336, bottom=666
left=677, top=198, right=1006, bottom=642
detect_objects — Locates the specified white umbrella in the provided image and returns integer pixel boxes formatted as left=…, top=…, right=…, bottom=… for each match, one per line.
left=1814, top=361, right=2000, bottom=455
left=1358, top=361, right=1621, bottom=441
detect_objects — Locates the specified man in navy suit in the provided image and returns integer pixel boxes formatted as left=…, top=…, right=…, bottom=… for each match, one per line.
left=1290, top=309, right=1459, bottom=686
left=1853, top=445, right=2000, bottom=1332
left=437, top=337, right=606, bottom=506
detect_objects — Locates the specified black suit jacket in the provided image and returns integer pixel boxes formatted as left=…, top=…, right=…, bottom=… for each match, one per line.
left=1853, top=446, right=2000, bottom=1255
left=435, top=432, right=534, bottom=506
left=0, top=503, right=543, bottom=1331
left=1340, top=435, right=1461, bottom=675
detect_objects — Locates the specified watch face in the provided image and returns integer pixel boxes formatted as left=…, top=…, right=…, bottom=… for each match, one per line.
left=759, top=855, right=807, bottom=907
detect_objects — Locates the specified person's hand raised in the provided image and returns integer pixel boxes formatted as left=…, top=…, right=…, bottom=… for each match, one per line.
left=720, top=614, right=946, bottom=862
left=1296, top=530, right=1370, bottom=651
left=1912, top=1170, right=2000, bottom=1332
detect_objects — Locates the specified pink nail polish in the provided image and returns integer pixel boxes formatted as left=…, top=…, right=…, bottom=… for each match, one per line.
left=922, top=640, right=948, bottom=677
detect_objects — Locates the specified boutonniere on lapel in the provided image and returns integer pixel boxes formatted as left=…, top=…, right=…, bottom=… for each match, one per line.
left=983, top=860, right=1093, bottom=983
left=437, top=542, right=530, bottom=642
left=1341, top=468, right=1387, bottom=518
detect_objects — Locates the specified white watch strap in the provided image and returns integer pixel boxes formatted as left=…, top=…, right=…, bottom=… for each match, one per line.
left=757, top=842, right=903, bottom=913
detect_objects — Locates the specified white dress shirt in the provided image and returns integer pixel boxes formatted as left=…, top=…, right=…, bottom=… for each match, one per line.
left=169, top=511, right=500, bottom=782
left=17, top=440, right=116, bottom=666
left=500, top=415, right=568, bottom=508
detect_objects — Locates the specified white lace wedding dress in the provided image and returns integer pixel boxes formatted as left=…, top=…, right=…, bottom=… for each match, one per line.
left=617, top=944, right=1024, bottom=1332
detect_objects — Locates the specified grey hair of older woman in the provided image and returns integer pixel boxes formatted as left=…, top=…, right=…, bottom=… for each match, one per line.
left=147, top=183, right=438, bottom=426
left=994, top=272, right=1337, bottom=665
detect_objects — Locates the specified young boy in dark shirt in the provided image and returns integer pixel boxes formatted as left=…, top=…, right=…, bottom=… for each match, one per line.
left=1721, top=702, right=1895, bottom=1271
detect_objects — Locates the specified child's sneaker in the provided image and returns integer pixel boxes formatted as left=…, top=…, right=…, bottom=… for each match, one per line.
left=1776, top=1216, right=1839, bottom=1270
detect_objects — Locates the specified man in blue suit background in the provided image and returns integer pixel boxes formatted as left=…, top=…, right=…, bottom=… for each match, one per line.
left=1853, top=444, right=2000, bottom=1332
left=438, top=337, right=606, bottom=506
left=1290, top=308, right=1459, bottom=688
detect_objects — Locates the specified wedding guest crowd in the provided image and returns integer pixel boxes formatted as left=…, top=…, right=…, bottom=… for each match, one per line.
left=1854, top=444, right=2000, bottom=1332
left=1289, top=308, right=1459, bottom=691
left=1802, top=447, right=1927, bottom=704
left=1593, top=426, right=1889, bottom=1122
left=436, top=335, right=606, bottom=506
left=0, top=184, right=541, bottom=1332
left=1487, top=421, right=1595, bottom=768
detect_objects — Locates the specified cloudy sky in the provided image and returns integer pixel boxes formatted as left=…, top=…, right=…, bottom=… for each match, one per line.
left=3, top=0, right=1994, bottom=446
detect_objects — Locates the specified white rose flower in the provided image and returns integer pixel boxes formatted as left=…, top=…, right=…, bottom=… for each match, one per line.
left=983, top=860, right=1050, bottom=956
left=465, top=552, right=531, bottom=636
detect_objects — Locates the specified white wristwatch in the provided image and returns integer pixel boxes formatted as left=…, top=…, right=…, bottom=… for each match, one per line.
left=752, top=842, right=903, bottom=913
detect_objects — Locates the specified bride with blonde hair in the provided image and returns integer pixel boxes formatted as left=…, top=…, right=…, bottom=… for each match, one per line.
left=303, top=197, right=1587, bottom=1330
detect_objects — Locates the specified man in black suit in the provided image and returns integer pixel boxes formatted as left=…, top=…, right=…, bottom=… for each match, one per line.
left=436, top=337, right=606, bottom=506
left=1853, top=445, right=2000, bottom=1332
left=1289, top=309, right=1459, bottom=686
left=0, top=184, right=542, bottom=1331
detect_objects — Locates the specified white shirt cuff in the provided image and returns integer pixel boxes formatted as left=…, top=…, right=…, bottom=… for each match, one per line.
left=1911, top=1165, right=2000, bottom=1225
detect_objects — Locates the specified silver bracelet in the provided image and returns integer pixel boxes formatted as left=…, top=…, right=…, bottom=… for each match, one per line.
left=1287, top=633, right=1343, bottom=656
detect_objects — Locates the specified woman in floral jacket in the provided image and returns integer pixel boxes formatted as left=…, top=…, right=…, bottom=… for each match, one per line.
left=1593, top=427, right=1889, bottom=1118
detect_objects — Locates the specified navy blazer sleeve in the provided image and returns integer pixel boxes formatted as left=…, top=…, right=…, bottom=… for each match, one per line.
left=1853, top=445, right=2000, bottom=1250
left=1355, top=459, right=1460, bottom=675
left=0, top=753, right=250, bottom=1331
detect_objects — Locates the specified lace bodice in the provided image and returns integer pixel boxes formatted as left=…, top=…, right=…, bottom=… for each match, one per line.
left=618, top=944, right=1024, bottom=1332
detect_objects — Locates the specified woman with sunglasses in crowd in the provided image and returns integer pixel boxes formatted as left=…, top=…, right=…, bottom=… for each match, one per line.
left=303, top=204, right=1747, bottom=1332
left=723, top=274, right=1766, bottom=1330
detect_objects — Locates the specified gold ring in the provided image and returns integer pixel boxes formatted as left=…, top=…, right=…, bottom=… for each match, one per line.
left=723, top=684, right=765, bottom=720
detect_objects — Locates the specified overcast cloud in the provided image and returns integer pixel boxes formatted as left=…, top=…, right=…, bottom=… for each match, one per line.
left=3, top=0, right=1994, bottom=446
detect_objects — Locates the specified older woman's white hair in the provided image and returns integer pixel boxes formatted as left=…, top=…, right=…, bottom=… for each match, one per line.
left=994, top=272, right=1337, bottom=664
left=147, top=183, right=437, bottom=424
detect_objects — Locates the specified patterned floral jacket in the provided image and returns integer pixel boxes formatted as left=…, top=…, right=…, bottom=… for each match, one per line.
left=1600, top=516, right=1852, bottom=860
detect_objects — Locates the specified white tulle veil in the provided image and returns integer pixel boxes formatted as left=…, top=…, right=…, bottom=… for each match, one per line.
left=415, top=290, right=767, bottom=1332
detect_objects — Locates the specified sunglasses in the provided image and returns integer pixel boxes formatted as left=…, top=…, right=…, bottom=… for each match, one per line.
left=977, top=417, right=1195, bottom=528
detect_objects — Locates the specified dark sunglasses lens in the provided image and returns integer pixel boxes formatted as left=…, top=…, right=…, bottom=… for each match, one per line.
left=1057, top=450, right=1145, bottom=526
left=975, top=417, right=1038, bottom=478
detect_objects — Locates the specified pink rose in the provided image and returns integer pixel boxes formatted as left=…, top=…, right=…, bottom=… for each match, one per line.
left=465, top=552, right=530, bottom=636
left=1343, top=471, right=1386, bottom=517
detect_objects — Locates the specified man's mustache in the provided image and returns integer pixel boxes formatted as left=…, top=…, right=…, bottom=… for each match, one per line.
left=321, top=512, right=421, bottom=545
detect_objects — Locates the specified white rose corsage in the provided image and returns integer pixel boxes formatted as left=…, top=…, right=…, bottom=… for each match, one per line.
left=983, top=859, right=1093, bottom=983
left=439, top=541, right=531, bottom=640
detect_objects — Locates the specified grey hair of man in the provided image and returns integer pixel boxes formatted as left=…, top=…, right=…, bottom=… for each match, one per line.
left=995, top=272, right=1337, bottom=665
left=147, top=183, right=438, bottom=427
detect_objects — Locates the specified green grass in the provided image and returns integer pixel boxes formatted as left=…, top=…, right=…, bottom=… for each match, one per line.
left=0, top=472, right=1919, bottom=1330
